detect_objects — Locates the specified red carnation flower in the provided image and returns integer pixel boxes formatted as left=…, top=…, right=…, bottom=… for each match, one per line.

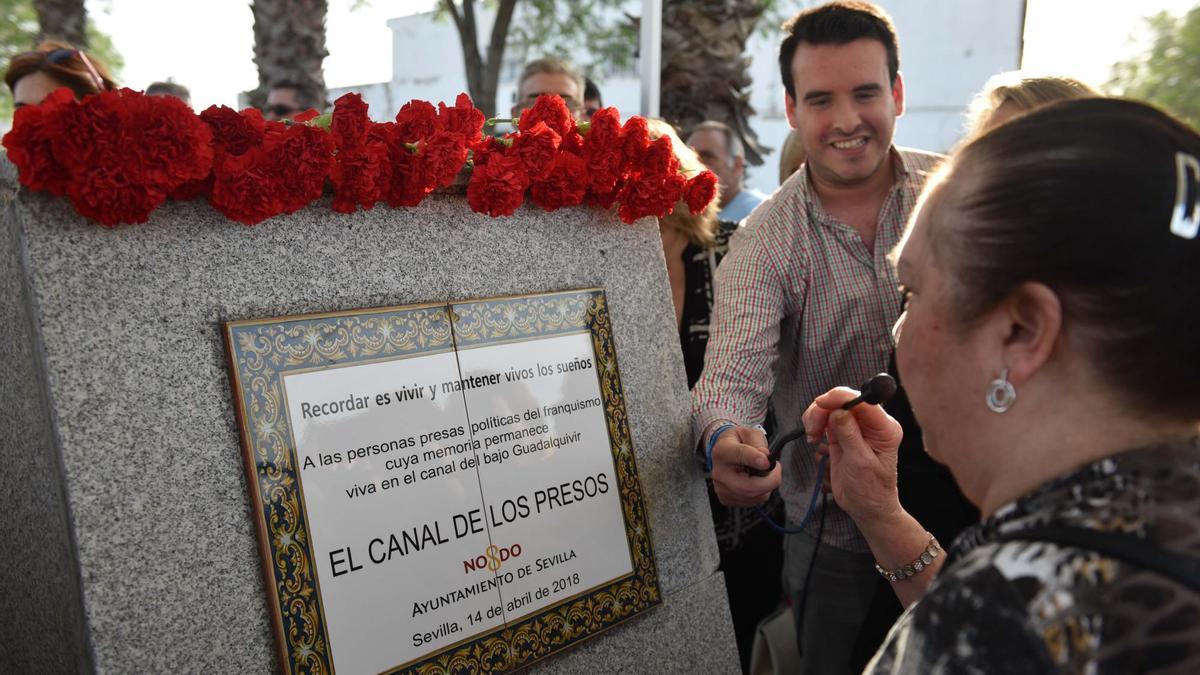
left=420, top=130, right=470, bottom=189
left=620, top=116, right=651, bottom=173
left=271, top=122, right=335, bottom=213
left=333, top=117, right=392, bottom=213
left=62, top=89, right=215, bottom=225
left=530, top=152, right=589, bottom=212
left=583, top=107, right=625, bottom=194
left=332, top=92, right=371, bottom=149
left=210, top=147, right=284, bottom=225
left=50, top=88, right=124, bottom=172
left=331, top=143, right=388, bottom=213
left=261, top=118, right=290, bottom=146
left=518, top=95, right=575, bottom=138
left=586, top=183, right=623, bottom=210
left=67, top=165, right=166, bottom=227
left=200, top=105, right=265, bottom=157
left=616, top=136, right=687, bottom=224
left=471, top=135, right=503, bottom=168
left=385, top=145, right=434, bottom=207
left=561, top=128, right=584, bottom=157
left=513, top=121, right=561, bottom=180
left=685, top=170, right=719, bottom=215
left=1, top=88, right=75, bottom=196
left=467, top=153, right=530, bottom=217
left=394, top=99, right=439, bottom=142
left=293, top=109, right=320, bottom=124
left=439, top=93, right=485, bottom=148
left=638, top=135, right=679, bottom=179
left=128, top=93, right=213, bottom=189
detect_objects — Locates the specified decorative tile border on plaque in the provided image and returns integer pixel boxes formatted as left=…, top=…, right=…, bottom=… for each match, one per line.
left=225, top=289, right=660, bottom=674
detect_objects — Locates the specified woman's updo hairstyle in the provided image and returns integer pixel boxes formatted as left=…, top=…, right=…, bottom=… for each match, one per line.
left=927, top=97, right=1200, bottom=419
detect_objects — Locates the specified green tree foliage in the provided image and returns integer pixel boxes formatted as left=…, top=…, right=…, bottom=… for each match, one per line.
left=1109, top=5, right=1200, bottom=129
left=437, top=0, right=632, bottom=119
left=1, top=0, right=123, bottom=122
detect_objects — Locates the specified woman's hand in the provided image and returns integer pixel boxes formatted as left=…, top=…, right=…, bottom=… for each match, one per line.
left=710, top=425, right=782, bottom=507
left=805, top=388, right=944, bottom=608
left=802, top=387, right=903, bottom=524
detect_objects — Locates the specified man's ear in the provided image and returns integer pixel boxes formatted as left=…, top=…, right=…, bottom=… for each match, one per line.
left=732, top=154, right=745, bottom=178
left=785, top=92, right=798, bottom=129
left=999, top=282, right=1062, bottom=386
left=891, top=71, right=906, bottom=118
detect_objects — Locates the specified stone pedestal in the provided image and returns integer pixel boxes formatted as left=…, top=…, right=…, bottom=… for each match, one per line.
left=0, top=160, right=738, bottom=673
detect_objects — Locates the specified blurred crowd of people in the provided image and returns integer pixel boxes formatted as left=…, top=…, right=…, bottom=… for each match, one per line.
left=5, top=2, right=1199, bottom=673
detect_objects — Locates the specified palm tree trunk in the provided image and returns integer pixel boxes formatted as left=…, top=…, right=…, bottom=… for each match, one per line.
left=34, top=0, right=87, bottom=48
left=661, top=0, right=767, bottom=165
left=247, top=0, right=330, bottom=111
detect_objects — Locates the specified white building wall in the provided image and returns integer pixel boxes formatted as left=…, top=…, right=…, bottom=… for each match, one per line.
left=329, top=1, right=1024, bottom=195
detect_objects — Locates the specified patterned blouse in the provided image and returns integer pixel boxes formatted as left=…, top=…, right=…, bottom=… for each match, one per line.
left=868, top=438, right=1200, bottom=674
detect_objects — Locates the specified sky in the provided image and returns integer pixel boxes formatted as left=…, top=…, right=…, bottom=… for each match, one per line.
left=87, top=0, right=438, bottom=110
left=86, top=0, right=1198, bottom=113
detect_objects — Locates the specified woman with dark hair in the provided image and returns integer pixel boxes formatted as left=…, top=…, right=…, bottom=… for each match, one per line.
left=787, top=97, right=1200, bottom=671
left=5, top=40, right=116, bottom=108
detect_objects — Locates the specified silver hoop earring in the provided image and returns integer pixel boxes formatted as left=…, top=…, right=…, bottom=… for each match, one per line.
left=986, top=368, right=1016, bottom=413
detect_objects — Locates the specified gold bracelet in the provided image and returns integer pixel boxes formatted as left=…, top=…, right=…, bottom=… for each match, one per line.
left=875, top=533, right=941, bottom=582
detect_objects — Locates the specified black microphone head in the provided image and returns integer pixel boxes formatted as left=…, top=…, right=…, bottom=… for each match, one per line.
left=860, top=373, right=898, bottom=405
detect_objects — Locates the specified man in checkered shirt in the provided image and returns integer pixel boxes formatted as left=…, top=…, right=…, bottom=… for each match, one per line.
left=691, top=2, right=945, bottom=672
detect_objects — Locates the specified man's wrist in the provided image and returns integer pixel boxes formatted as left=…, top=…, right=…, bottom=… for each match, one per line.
left=705, top=422, right=737, bottom=472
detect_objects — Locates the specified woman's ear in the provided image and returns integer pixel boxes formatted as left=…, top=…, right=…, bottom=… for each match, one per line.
left=1000, top=282, right=1062, bottom=385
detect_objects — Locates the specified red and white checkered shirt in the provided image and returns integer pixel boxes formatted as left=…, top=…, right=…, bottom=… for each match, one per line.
left=691, top=148, right=943, bottom=552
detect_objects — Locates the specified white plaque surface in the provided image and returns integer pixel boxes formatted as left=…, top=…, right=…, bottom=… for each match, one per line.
left=226, top=290, right=659, bottom=675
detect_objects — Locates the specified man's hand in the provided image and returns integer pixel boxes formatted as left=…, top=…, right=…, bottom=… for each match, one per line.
left=710, top=425, right=781, bottom=507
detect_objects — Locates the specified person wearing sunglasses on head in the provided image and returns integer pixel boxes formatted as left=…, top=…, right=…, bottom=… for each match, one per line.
left=5, top=40, right=116, bottom=109
left=263, top=79, right=325, bottom=121
left=510, top=57, right=585, bottom=121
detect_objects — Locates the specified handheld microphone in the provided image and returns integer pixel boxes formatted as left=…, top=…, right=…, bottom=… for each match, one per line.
left=744, top=373, right=897, bottom=477
left=841, top=373, right=898, bottom=409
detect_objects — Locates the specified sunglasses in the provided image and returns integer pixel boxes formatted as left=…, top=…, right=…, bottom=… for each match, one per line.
left=264, top=104, right=302, bottom=118
left=34, top=47, right=107, bottom=93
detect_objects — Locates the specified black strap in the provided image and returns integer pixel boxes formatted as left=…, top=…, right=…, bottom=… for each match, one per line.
left=992, top=526, right=1200, bottom=594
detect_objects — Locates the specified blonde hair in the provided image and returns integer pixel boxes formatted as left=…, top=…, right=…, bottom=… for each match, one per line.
left=963, top=72, right=1100, bottom=141
left=646, top=119, right=719, bottom=247
left=778, top=129, right=806, bottom=184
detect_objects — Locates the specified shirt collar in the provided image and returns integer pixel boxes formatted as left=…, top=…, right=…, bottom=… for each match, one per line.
left=800, top=146, right=906, bottom=212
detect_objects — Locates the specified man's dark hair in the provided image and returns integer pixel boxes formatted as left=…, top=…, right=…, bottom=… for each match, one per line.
left=584, top=78, right=602, bottom=105
left=269, top=79, right=325, bottom=111
left=778, top=1, right=900, bottom=99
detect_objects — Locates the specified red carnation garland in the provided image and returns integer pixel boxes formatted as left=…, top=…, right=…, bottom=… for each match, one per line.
left=3, top=87, right=213, bottom=227
left=2, top=88, right=719, bottom=228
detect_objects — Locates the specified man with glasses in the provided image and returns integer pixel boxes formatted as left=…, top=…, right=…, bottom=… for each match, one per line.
left=264, top=80, right=325, bottom=121
left=511, top=57, right=584, bottom=120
